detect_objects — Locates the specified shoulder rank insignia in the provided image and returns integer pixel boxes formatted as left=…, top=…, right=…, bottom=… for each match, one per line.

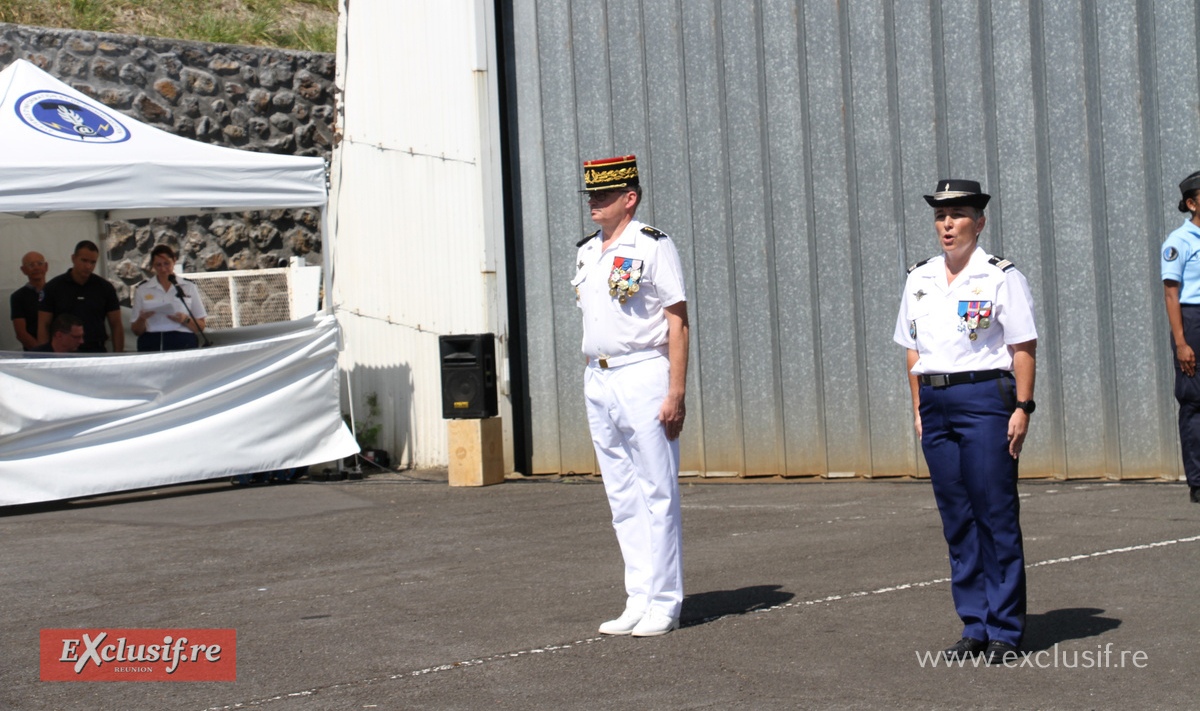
left=988, top=256, right=1016, bottom=272
left=576, top=229, right=601, bottom=247
left=907, top=257, right=932, bottom=274
left=640, top=226, right=667, bottom=239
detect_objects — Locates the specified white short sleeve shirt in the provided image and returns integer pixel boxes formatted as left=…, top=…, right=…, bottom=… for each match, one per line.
left=132, top=277, right=208, bottom=334
left=893, top=246, right=1037, bottom=375
left=573, top=220, right=687, bottom=359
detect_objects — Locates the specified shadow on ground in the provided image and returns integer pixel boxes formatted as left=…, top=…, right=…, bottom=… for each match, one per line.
left=681, top=584, right=795, bottom=627
left=1023, top=607, right=1122, bottom=651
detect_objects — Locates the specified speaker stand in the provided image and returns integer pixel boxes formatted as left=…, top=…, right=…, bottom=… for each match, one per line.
left=447, top=417, right=505, bottom=487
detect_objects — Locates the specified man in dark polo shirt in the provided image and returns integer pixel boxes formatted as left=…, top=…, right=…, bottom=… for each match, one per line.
left=10, top=250, right=47, bottom=350
left=37, top=240, right=123, bottom=353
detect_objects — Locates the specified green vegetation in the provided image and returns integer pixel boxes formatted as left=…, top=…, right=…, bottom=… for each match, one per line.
left=0, top=0, right=338, bottom=53
left=345, top=392, right=382, bottom=451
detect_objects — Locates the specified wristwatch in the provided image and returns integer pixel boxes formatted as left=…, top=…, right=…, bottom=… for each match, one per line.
left=1015, top=399, right=1036, bottom=415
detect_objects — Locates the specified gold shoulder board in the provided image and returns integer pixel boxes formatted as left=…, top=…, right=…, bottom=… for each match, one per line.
left=988, top=256, right=1016, bottom=272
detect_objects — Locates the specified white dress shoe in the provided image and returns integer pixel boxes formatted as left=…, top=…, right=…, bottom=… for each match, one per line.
left=598, top=607, right=646, bottom=635
left=630, top=610, right=679, bottom=637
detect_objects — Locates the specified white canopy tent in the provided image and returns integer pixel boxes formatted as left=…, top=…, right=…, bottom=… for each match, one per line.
left=0, top=59, right=356, bottom=505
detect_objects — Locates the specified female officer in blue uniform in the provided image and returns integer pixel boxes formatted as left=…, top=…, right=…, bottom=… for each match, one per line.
left=894, top=180, right=1038, bottom=665
left=1161, top=170, right=1200, bottom=504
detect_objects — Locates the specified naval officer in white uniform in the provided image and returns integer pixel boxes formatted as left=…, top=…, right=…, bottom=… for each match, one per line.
left=573, top=154, right=689, bottom=637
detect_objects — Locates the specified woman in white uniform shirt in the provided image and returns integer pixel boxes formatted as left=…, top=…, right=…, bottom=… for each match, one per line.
left=894, top=179, right=1038, bottom=665
left=131, top=245, right=207, bottom=351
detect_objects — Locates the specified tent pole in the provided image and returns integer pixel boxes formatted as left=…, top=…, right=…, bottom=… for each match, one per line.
left=342, top=364, right=358, bottom=477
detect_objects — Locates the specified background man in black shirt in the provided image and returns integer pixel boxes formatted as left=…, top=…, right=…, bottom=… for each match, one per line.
left=9, top=250, right=47, bottom=350
left=38, top=240, right=123, bottom=353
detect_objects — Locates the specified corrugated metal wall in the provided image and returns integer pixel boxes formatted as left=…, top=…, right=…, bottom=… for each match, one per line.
left=512, top=0, right=1200, bottom=478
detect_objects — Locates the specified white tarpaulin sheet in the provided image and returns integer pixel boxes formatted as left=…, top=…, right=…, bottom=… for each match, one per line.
left=0, top=315, right=358, bottom=506
left=0, top=59, right=327, bottom=215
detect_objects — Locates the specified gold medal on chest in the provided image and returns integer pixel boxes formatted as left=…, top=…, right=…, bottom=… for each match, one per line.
left=608, top=256, right=644, bottom=303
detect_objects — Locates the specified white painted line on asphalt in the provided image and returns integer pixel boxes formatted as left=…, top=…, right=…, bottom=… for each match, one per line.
left=702, top=533, right=1200, bottom=622
left=1026, top=534, right=1200, bottom=568
left=201, top=532, right=1200, bottom=709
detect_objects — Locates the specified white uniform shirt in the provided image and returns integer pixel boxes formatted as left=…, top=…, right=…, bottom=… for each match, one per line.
left=573, top=220, right=687, bottom=359
left=131, top=277, right=207, bottom=334
left=893, top=246, right=1037, bottom=375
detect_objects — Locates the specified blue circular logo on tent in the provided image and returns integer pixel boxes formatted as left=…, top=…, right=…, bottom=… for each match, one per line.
left=15, top=90, right=130, bottom=143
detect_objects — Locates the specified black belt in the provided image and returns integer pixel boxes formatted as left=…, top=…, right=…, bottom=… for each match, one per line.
left=918, top=369, right=1011, bottom=387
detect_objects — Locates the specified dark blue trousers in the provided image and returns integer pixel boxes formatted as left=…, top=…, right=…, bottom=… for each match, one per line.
left=1172, top=305, right=1200, bottom=488
left=137, top=331, right=199, bottom=352
left=920, top=375, right=1026, bottom=647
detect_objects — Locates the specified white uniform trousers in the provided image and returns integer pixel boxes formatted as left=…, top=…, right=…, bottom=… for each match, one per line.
left=584, top=354, right=683, bottom=618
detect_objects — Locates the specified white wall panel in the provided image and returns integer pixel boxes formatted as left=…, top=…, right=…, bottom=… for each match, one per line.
left=331, top=0, right=510, bottom=469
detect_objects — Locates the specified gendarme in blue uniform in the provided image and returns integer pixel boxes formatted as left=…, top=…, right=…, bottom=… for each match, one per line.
left=895, top=246, right=1038, bottom=650
left=1162, top=218, right=1200, bottom=489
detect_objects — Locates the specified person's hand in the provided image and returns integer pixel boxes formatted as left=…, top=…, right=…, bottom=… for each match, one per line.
left=913, top=409, right=923, bottom=439
left=658, top=393, right=686, bottom=441
left=1007, top=409, right=1029, bottom=459
left=1178, top=342, right=1196, bottom=377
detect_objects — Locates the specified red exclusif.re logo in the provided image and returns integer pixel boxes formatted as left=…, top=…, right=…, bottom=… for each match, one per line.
left=40, top=629, right=236, bottom=681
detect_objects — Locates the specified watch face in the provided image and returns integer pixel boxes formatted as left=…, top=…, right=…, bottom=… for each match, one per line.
left=1018, top=400, right=1036, bottom=414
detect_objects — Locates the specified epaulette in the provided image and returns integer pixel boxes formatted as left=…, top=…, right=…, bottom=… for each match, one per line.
left=640, top=225, right=667, bottom=239
left=133, top=278, right=148, bottom=289
left=907, top=257, right=932, bottom=274
left=576, top=229, right=600, bottom=247
left=988, top=256, right=1016, bottom=272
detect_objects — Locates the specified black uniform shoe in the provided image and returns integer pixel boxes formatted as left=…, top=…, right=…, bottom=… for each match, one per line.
left=985, top=640, right=1020, bottom=665
left=942, top=637, right=987, bottom=662
left=1190, top=486, right=1200, bottom=504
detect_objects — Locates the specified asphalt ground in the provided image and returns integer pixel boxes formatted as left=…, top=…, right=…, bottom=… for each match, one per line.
left=2, top=470, right=1198, bottom=710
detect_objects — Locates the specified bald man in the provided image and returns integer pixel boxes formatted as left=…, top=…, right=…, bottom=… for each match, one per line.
left=10, top=251, right=48, bottom=351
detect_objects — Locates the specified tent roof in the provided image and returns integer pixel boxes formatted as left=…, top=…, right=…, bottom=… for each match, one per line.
left=0, top=59, right=327, bottom=217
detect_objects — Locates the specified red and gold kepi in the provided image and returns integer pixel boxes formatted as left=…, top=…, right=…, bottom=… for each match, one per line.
left=581, top=154, right=639, bottom=192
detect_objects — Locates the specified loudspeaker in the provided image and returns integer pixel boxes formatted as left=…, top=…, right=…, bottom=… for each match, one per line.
left=439, top=333, right=498, bottom=419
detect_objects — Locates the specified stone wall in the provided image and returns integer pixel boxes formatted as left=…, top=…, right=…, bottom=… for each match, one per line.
left=0, top=24, right=336, bottom=304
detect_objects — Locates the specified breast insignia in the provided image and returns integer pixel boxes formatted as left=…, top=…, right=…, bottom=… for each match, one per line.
left=640, top=226, right=667, bottom=240
left=907, top=257, right=932, bottom=274
left=576, top=229, right=601, bottom=247
left=988, top=256, right=1016, bottom=272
